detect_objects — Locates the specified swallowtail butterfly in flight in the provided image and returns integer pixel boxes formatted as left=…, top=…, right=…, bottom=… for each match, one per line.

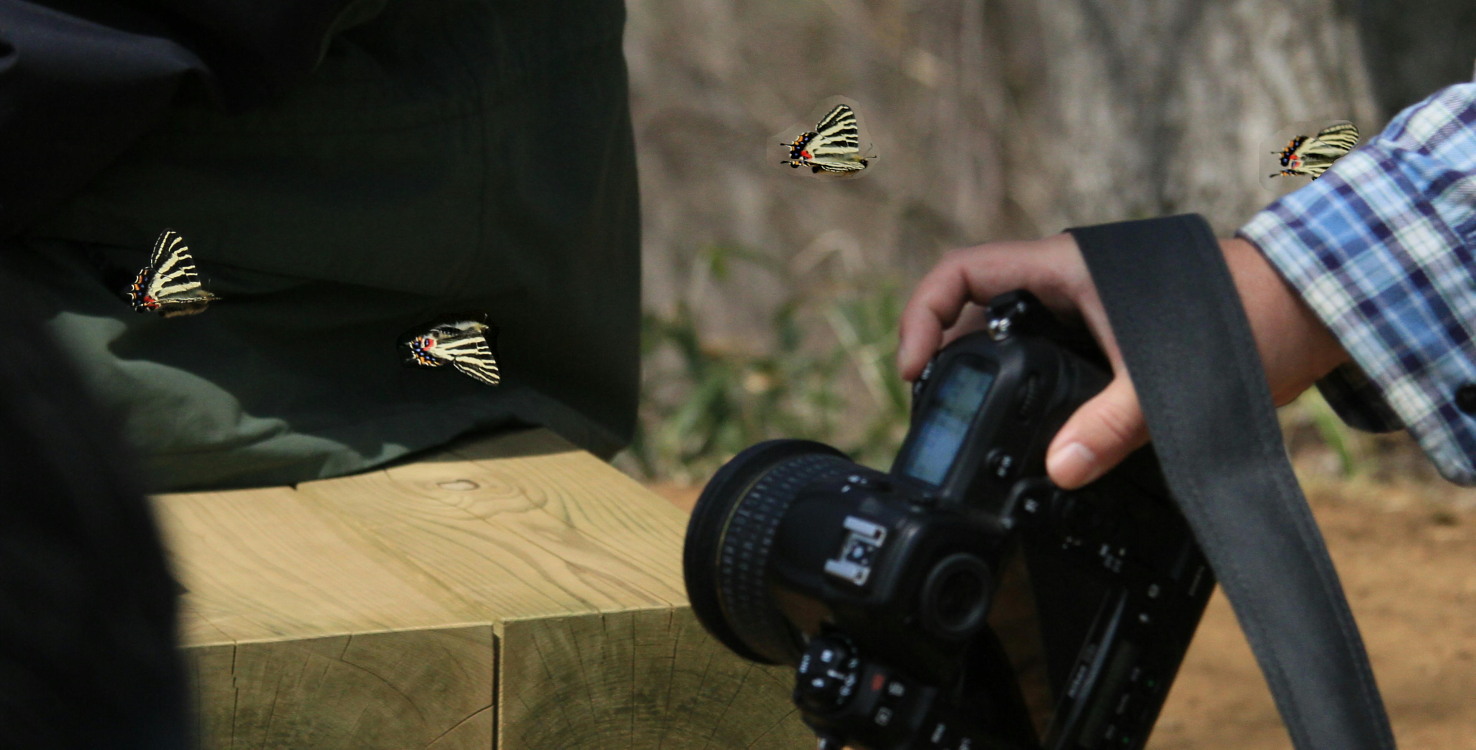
left=781, top=104, right=875, bottom=175
left=1271, top=122, right=1359, bottom=180
left=126, top=229, right=219, bottom=318
left=402, top=315, right=502, bottom=386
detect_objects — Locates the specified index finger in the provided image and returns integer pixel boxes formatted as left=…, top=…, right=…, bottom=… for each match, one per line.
left=896, top=254, right=974, bottom=381
left=897, top=238, right=1080, bottom=380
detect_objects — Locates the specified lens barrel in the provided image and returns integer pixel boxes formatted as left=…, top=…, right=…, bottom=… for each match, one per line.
left=683, top=440, right=855, bottom=665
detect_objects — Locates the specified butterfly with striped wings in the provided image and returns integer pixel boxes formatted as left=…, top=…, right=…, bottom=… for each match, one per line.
left=781, top=103, right=875, bottom=175
left=401, top=315, right=502, bottom=386
left=125, top=229, right=219, bottom=318
left=1271, top=122, right=1359, bottom=180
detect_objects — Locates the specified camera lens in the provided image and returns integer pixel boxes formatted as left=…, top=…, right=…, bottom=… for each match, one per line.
left=683, top=440, right=855, bottom=665
left=919, top=552, right=994, bottom=639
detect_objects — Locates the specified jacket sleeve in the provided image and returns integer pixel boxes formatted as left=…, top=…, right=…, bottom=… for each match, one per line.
left=0, top=0, right=383, bottom=238
left=1239, top=82, right=1476, bottom=485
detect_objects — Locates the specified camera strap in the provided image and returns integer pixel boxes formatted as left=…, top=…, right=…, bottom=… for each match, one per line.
left=1067, top=215, right=1396, bottom=750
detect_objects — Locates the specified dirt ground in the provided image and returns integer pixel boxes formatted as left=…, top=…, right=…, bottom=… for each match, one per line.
left=649, top=468, right=1476, bottom=749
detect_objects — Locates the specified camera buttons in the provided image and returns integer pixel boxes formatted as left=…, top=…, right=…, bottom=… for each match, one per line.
left=986, top=449, right=1016, bottom=479
left=926, top=720, right=977, bottom=750
left=1102, top=723, right=1135, bottom=746
left=1129, top=666, right=1162, bottom=695
left=868, top=672, right=925, bottom=736
left=796, top=636, right=861, bottom=711
left=883, top=678, right=908, bottom=699
left=915, top=360, right=935, bottom=387
left=1015, top=373, right=1042, bottom=419
left=911, top=361, right=936, bottom=403
left=987, top=315, right=1013, bottom=340
left=843, top=473, right=890, bottom=493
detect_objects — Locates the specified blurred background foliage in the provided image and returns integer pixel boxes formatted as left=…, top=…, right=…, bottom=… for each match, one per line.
left=613, top=0, right=1476, bottom=506
left=624, top=244, right=910, bottom=483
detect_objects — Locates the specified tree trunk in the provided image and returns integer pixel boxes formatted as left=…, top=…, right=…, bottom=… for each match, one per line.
left=626, top=0, right=1449, bottom=339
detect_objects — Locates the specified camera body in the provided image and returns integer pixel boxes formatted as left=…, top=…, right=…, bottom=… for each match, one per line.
left=683, top=292, right=1214, bottom=750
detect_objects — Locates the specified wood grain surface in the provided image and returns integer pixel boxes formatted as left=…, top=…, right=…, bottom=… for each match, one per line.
left=153, top=428, right=812, bottom=748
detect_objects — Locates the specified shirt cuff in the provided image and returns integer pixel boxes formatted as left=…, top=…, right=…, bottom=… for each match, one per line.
left=1238, top=90, right=1476, bottom=484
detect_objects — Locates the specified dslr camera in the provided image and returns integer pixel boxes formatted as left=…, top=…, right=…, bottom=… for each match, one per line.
left=682, top=292, right=1214, bottom=750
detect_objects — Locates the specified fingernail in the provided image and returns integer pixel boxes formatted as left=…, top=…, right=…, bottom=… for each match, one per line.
left=1047, top=442, right=1101, bottom=488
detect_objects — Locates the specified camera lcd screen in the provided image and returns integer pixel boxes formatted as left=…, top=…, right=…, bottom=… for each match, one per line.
left=897, top=360, right=995, bottom=486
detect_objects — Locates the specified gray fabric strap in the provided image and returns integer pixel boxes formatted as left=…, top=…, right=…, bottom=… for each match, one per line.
left=1068, top=215, right=1395, bottom=749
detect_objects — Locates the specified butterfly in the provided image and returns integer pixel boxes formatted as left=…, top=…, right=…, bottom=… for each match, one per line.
left=401, top=314, right=502, bottom=386
left=780, top=104, right=875, bottom=175
left=125, top=229, right=219, bottom=318
left=1270, top=122, right=1359, bottom=179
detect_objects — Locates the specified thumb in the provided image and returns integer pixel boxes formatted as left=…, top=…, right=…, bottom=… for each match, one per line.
left=1045, top=377, right=1150, bottom=489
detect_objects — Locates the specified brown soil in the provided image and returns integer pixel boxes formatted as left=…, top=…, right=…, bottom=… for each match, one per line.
left=649, top=472, right=1476, bottom=749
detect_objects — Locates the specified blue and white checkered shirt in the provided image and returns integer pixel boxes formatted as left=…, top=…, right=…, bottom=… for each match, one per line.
left=1240, top=82, right=1476, bottom=485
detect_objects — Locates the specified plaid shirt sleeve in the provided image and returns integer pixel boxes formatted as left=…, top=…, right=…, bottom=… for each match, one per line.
left=1238, top=82, right=1476, bottom=485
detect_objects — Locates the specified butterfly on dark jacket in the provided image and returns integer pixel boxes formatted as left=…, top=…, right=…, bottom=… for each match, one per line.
left=400, top=314, right=502, bottom=386
left=1271, top=122, right=1359, bottom=180
left=124, top=229, right=219, bottom=318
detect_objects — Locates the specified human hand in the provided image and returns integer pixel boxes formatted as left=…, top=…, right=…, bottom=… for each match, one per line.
left=896, top=233, right=1350, bottom=489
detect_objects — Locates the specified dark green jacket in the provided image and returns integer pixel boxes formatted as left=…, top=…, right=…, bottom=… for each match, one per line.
left=1, top=1, right=640, bottom=490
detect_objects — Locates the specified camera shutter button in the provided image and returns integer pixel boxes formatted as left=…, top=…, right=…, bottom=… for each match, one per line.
left=913, top=361, right=936, bottom=401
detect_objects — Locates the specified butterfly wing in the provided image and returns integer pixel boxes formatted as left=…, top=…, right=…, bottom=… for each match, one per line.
left=438, top=323, right=501, bottom=386
left=1271, top=123, right=1359, bottom=179
left=810, top=105, right=861, bottom=155
left=1294, top=123, right=1360, bottom=178
left=1309, top=123, right=1360, bottom=152
left=403, top=317, right=502, bottom=386
left=127, top=230, right=219, bottom=317
left=779, top=104, right=875, bottom=174
left=803, top=104, right=869, bottom=173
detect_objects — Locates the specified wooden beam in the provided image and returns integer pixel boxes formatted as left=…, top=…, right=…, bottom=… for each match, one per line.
left=500, top=610, right=803, bottom=748
left=154, top=428, right=812, bottom=748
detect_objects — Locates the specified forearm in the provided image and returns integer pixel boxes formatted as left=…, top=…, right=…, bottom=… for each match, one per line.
left=1220, top=237, right=1350, bottom=406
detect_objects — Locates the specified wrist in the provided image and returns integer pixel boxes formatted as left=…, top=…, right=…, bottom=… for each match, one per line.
left=1221, top=237, right=1350, bottom=404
